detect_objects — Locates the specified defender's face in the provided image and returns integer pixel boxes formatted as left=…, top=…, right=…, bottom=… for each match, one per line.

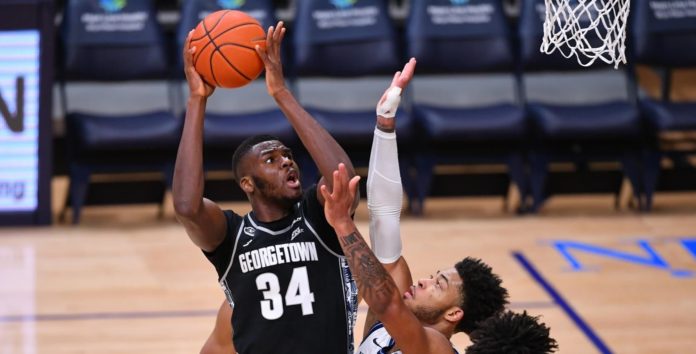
left=403, top=268, right=463, bottom=324
left=248, top=140, right=302, bottom=202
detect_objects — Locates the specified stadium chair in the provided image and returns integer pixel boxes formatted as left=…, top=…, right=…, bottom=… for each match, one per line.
left=632, top=0, right=696, bottom=211
left=176, top=0, right=299, bottom=185
left=407, top=0, right=529, bottom=214
left=518, top=0, right=644, bottom=212
left=58, top=0, right=180, bottom=223
left=291, top=0, right=414, bottom=203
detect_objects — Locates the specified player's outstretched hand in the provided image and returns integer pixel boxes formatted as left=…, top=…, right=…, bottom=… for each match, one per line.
left=388, top=58, right=417, bottom=90
left=183, top=30, right=215, bottom=99
left=255, top=21, right=287, bottom=98
left=320, top=163, right=360, bottom=231
left=375, top=58, right=417, bottom=132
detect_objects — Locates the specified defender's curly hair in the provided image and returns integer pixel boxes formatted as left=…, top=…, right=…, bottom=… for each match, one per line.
left=466, top=311, right=558, bottom=354
left=455, top=257, right=509, bottom=334
left=231, top=134, right=283, bottom=181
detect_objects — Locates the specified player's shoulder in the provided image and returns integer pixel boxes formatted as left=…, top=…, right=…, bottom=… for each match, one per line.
left=222, top=209, right=245, bottom=232
left=222, top=209, right=244, bottom=221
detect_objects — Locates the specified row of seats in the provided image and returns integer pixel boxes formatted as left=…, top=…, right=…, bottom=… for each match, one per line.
left=58, top=0, right=696, bottom=223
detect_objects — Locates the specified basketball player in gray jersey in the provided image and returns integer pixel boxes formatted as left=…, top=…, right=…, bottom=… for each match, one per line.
left=175, top=21, right=360, bottom=354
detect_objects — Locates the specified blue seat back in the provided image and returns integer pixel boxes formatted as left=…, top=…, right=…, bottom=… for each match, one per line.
left=61, top=0, right=169, bottom=80
left=292, top=0, right=400, bottom=77
left=518, top=0, right=608, bottom=71
left=406, top=0, right=514, bottom=73
left=177, top=0, right=277, bottom=57
left=631, top=0, right=696, bottom=68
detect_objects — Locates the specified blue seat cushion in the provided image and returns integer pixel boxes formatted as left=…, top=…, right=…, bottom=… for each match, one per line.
left=67, top=111, right=180, bottom=151
left=640, top=99, right=696, bottom=131
left=203, top=109, right=296, bottom=149
left=414, top=104, right=527, bottom=142
left=63, top=46, right=169, bottom=81
left=308, top=108, right=414, bottom=146
left=528, top=101, right=641, bottom=139
left=294, top=40, right=400, bottom=77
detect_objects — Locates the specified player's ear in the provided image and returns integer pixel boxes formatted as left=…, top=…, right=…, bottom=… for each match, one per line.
left=240, top=176, right=254, bottom=194
left=444, top=306, right=463, bottom=324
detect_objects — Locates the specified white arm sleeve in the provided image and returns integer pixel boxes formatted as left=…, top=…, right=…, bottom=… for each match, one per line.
left=367, top=128, right=403, bottom=264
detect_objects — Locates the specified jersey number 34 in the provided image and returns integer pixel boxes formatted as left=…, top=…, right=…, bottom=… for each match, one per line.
left=255, top=266, right=315, bottom=320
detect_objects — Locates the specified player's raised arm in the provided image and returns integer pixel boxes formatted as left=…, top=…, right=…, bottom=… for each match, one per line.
left=173, top=31, right=227, bottom=252
left=368, top=58, right=416, bottom=273
left=254, top=21, right=357, bottom=209
left=363, top=57, right=417, bottom=336
left=321, top=164, right=452, bottom=354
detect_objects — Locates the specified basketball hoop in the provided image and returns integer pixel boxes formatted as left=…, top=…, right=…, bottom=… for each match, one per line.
left=541, top=0, right=631, bottom=68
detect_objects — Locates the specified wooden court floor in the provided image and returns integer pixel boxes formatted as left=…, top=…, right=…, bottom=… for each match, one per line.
left=2, top=189, right=696, bottom=354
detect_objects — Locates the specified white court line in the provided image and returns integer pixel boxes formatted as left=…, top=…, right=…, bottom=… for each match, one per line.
left=0, top=247, right=36, bottom=354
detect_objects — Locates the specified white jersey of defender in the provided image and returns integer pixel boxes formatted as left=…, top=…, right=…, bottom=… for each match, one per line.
left=357, top=322, right=459, bottom=354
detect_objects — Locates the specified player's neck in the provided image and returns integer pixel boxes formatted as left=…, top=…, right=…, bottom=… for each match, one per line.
left=250, top=199, right=292, bottom=223
left=425, top=321, right=455, bottom=340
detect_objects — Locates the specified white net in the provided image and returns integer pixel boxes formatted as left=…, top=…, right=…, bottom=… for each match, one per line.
left=541, top=0, right=631, bottom=68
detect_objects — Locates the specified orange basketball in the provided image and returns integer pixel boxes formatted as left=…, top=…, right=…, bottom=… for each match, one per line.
left=189, top=10, right=266, bottom=88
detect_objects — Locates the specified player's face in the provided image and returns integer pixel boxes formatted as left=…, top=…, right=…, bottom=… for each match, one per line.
left=403, top=268, right=463, bottom=324
left=248, top=140, right=303, bottom=203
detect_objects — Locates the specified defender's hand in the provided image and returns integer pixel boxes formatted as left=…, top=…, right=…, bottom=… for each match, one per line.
left=376, top=58, right=417, bottom=132
left=183, top=30, right=215, bottom=99
left=320, top=163, right=360, bottom=231
left=255, top=21, right=287, bottom=98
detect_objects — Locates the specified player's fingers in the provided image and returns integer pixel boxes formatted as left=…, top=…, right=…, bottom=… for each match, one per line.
left=279, top=27, right=286, bottom=44
left=254, top=45, right=264, bottom=62
left=266, top=25, right=274, bottom=48
left=183, top=31, right=194, bottom=66
left=183, top=31, right=191, bottom=57
left=332, top=169, right=344, bottom=198
left=185, top=49, right=198, bottom=75
left=390, top=71, right=400, bottom=88
left=339, top=164, right=352, bottom=201
left=255, top=45, right=268, bottom=63
left=184, top=48, right=193, bottom=67
left=271, top=28, right=285, bottom=59
left=348, top=176, right=361, bottom=198
left=273, top=21, right=284, bottom=42
left=338, top=163, right=349, bottom=187
left=398, top=58, right=416, bottom=86
left=319, top=184, right=332, bottom=202
left=270, top=24, right=284, bottom=59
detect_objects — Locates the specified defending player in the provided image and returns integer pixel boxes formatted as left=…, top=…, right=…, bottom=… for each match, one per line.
left=320, top=60, right=510, bottom=352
